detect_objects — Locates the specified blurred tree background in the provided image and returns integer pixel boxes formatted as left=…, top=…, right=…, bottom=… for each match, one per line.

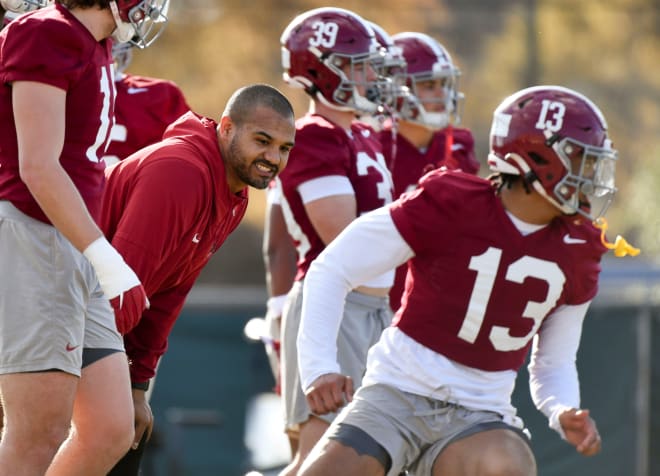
left=129, top=0, right=659, bottom=285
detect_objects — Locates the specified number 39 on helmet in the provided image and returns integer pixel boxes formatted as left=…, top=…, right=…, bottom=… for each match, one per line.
left=280, top=7, right=385, bottom=114
left=488, top=85, right=618, bottom=220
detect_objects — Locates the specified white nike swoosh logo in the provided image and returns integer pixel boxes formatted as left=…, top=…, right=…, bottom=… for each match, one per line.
left=563, top=233, right=587, bottom=245
left=127, top=87, right=149, bottom=94
left=192, top=233, right=201, bottom=244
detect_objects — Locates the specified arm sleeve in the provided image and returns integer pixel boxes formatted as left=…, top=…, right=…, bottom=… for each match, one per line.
left=298, top=207, right=414, bottom=390
left=528, top=301, right=590, bottom=438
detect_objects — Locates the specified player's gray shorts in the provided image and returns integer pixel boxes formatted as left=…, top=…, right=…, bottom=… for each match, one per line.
left=280, top=280, right=392, bottom=430
left=0, top=201, right=124, bottom=377
left=328, top=383, right=530, bottom=476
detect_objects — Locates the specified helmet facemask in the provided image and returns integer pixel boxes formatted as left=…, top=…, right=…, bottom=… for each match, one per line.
left=110, top=0, right=169, bottom=49
left=321, top=50, right=386, bottom=114
left=398, top=70, right=462, bottom=130
left=550, top=135, right=618, bottom=220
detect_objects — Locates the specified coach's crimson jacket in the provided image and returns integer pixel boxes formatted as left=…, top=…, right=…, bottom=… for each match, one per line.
left=100, top=111, right=248, bottom=384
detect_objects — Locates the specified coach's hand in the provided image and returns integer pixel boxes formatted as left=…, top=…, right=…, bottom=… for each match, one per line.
left=132, top=387, right=154, bottom=449
left=83, top=236, right=149, bottom=334
left=305, top=373, right=353, bottom=415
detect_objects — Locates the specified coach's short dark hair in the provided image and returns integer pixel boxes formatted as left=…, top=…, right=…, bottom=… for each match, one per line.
left=223, top=84, right=294, bottom=126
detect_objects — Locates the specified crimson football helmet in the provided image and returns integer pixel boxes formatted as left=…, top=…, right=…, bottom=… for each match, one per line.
left=391, top=32, right=462, bottom=130
left=280, top=7, right=385, bottom=114
left=488, top=85, right=617, bottom=220
left=0, top=0, right=50, bottom=13
left=110, top=0, right=168, bottom=48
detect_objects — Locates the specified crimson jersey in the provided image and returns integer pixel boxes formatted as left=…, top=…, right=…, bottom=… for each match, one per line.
left=103, top=73, right=190, bottom=163
left=0, top=4, right=114, bottom=223
left=390, top=169, right=606, bottom=372
left=100, top=112, right=248, bottom=382
left=379, top=126, right=479, bottom=198
left=379, top=126, right=479, bottom=311
left=279, top=113, right=393, bottom=280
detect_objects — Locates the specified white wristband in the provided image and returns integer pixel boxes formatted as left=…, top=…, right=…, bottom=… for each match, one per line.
left=266, top=294, right=288, bottom=319
left=83, top=237, right=140, bottom=299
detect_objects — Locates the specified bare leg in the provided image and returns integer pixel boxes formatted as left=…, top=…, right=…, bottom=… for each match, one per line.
left=278, top=416, right=329, bottom=476
left=299, top=435, right=385, bottom=476
left=0, top=371, right=76, bottom=476
left=433, top=428, right=537, bottom=476
left=47, top=352, right=134, bottom=476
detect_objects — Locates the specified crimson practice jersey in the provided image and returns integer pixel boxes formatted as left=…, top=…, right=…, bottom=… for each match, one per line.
left=279, top=113, right=393, bottom=280
left=389, top=169, right=606, bottom=372
left=379, top=126, right=479, bottom=311
left=103, top=73, right=190, bottom=164
left=379, top=126, right=479, bottom=198
left=0, top=4, right=114, bottom=223
left=100, top=112, right=248, bottom=382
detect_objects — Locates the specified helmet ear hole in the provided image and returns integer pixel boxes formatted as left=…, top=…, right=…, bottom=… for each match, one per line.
left=527, top=152, right=548, bottom=165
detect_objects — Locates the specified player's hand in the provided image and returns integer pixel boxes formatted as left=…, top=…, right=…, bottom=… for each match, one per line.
left=304, top=373, right=353, bottom=415
left=558, top=408, right=602, bottom=456
left=83, top=237, right=149, bottom=334
left=110, top=284, right=149, bottom=334
left=131, top=387, right=154, bottom=449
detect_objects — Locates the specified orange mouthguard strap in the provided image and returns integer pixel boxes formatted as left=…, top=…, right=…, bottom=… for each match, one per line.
left=593, top=218, right=640, bottom=257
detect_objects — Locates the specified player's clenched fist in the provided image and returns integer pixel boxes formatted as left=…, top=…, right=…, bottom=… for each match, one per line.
left=84, top=236, right=149, bottom=334
left=305, top=373, right=353, bottom=415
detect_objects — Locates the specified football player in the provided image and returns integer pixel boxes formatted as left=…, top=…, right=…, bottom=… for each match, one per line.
left=275, top=7, right=395, bottom=476
left=0, top=0, right=166, bottom=474
left=297, top=86, right=637, bottom=476
left=103, top=41, right=190, bottom=166
left=379, top=31, right=480, bottom=312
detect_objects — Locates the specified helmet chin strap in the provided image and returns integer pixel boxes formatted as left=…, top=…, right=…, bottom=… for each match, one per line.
left=505, top=153, right=575, bottom=215
left=109, top=1, right=135, bottom=44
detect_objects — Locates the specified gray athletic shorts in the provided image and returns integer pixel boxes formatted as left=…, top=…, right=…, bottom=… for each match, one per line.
left=280, top=280, right=392, bottom=431
left=0, top=201, right=124, bottom=377
left=327, top=383, right=530, bottom=476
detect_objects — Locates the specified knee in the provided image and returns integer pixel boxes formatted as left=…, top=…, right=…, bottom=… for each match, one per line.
left=105, top=418, right=135, bottom=457
left=81, top=414, right=135, bottom=458
left=478, top=445, right=536, bottom=476
left=4, top=421, right=70, bottom=464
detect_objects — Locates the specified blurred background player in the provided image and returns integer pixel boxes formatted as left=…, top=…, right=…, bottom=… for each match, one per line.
left=260, top=176, right=297, bottom=395
left=0, top=0, right=167, bottom=473
left=297, top=85, right=637, bottom=476
left=275, top=7, right=395, bottom=475
left=103, top=41, right=190, bottom=166
left=381, top=31, right=480, bottom=312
